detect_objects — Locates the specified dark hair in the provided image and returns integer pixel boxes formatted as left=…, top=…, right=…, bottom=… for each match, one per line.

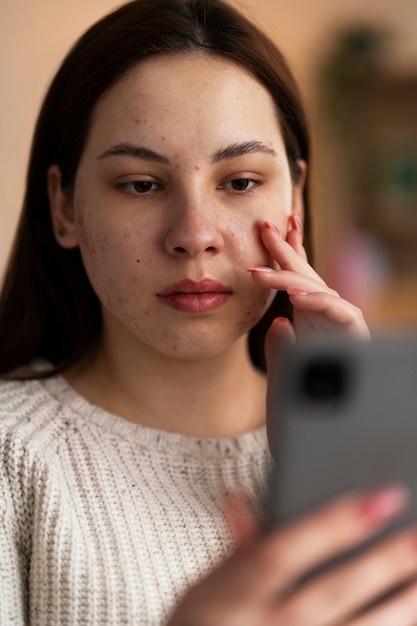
left=0, top=0, right=311, bottom=377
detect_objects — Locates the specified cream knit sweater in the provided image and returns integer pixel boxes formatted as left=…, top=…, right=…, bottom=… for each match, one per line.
left=0, top=373, right=271, bottom=625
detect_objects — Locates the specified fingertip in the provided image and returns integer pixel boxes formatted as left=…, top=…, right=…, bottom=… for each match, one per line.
left=223, top=495, right=257, bottom=546
left=263, top=220, right=281, bottom=237
left=286, top=220, right=306, bottom=258
left=287, top=288, right=308, bottom=296
left=265, top=317, right=296, bottom=363
left=268, top=316, right=295, bottom=337
left=290, top=214, right=303, bottom=235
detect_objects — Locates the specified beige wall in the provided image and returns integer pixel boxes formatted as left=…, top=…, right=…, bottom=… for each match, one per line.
left=1, top=0, right=417, bottom=281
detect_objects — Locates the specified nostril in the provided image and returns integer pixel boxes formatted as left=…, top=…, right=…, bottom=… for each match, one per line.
left=174, top=246, right=187, bottom=253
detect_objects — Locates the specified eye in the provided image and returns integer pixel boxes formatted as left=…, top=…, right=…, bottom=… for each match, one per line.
left=219, top=178, right=260, bottom=192
left=116, top=180, right=162, bottom=195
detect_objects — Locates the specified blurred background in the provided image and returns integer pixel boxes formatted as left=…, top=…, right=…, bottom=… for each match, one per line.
left=1, top=0, right=417, bottom=330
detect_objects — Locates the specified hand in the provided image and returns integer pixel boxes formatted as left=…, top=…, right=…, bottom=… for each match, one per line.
left=248, top=219, right=370, bottom=340
left=167, top=486, right=417, bottom=625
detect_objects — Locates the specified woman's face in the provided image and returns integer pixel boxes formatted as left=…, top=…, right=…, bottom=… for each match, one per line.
left=51, top=54, right=304, bottom=361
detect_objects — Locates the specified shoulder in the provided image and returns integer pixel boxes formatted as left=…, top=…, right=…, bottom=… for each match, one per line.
left=0, top=374, right=74, bottom=456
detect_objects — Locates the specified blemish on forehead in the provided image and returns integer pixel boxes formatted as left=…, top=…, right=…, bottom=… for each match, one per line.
left=161, top=136, right=166, bottom=142
left=194, top=165, right=200, bottom=171
left=136, top=259, right=141, bottom=263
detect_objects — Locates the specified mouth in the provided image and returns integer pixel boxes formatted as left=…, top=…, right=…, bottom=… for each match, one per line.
left=157, top=279, right=232, bottom=314
left=158, top=278, right=231, bottom=296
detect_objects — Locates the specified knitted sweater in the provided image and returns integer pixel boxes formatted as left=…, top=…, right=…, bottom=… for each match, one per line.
left=0, top=372, right=271, bottom=625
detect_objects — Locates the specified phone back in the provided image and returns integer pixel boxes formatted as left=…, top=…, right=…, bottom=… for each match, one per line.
left=268, top=333, right=417, bottom=530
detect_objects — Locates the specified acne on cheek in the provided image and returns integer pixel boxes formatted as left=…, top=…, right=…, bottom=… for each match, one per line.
left=236, top=290, right=272, bottom=335
left=74, top=197, right=100, bottom=258
left=102, top=274, right=134, bottom=322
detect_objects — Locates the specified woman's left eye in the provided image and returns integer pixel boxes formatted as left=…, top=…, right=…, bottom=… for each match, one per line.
left=219, top=178, right=259, bottom=192
left=117, top=180, right=162, bottom=195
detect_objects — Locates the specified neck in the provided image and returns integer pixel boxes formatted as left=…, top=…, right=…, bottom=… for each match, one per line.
left=65, top=330, right=267, bottom=438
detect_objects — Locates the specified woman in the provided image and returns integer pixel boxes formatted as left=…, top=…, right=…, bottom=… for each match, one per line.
left=1, top=0, right=416, bottom=624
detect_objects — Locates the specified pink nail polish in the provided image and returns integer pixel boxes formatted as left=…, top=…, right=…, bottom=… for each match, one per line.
left=287, top=288, right=308, bottom=296
left=247, top=266, right=274, bottom=273
left=264, top=221, right=281, bottom=237
left=358, top=485, right=409, bottom=525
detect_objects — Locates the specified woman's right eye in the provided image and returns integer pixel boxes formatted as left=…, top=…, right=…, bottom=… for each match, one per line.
left=116, top=180, right=162, bottom=195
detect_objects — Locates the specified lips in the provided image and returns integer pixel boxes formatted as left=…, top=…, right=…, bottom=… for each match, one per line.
left=157, top=279, right=232, bottom=313
left=158, top=279, right=231, bottom=296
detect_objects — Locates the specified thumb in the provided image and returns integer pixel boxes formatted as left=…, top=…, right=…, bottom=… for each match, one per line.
left=265, top=317, right=296, bottom=457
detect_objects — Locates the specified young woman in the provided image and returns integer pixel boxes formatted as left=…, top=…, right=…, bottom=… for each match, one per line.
left=1, top=1, right=416, bottom=624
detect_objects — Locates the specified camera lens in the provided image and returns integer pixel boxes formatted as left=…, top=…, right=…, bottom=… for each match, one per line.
left=299, top=359, right=348, bottom=408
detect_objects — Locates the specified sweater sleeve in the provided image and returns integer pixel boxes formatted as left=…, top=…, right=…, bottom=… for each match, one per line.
left=0, top=429, right=32, bottom=625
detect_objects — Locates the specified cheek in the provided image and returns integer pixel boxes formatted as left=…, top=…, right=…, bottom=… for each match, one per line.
left=236, top=285, right=276, bottom=337
left=74, top=199, right=150, bottom=309
left=73, top=191, right=108, bottom=262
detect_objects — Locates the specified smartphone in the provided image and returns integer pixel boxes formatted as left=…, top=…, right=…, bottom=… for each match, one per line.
left=267, top=333, right=417, bottom=534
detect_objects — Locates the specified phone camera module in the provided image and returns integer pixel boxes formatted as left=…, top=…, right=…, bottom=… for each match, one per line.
left=299, top=359, right=349, bottom=411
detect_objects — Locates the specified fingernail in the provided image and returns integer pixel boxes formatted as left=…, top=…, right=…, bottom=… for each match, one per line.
left=247, top=266, right=274, bottom=273
left=287, top=288, right=308, bottom=296
left=291, top=215, right=303, bottom=234
left=264, top=221, right=281, bottom=237
left=358, top=485, right=409, bottom=525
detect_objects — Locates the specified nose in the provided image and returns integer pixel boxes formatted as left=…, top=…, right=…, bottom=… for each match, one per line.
left=164, top=197, right=225, bottom=258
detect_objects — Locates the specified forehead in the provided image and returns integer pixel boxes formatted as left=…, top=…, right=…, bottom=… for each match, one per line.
left=88, top=54, right=284, bottom=150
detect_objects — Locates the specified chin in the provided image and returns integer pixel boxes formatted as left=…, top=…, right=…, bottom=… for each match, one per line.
left=151, top=328, right=247, bottom=362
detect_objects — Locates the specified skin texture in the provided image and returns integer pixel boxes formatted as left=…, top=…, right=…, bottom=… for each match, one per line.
left=48, top=54, right=367, bottom=437
left=50, top=55, right=302, bottom=360
left=46, top=55, right=417, bottom=624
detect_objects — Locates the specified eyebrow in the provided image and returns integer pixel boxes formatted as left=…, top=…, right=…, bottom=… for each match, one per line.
left=96, top=139, right=277, bottom=165
left=97, top=142, right=171, bottom=164
left=212, top=140, right=277, bottom=163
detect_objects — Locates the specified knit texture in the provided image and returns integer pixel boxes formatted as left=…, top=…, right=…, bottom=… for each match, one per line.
left=0, top=371, right=271, bottom=625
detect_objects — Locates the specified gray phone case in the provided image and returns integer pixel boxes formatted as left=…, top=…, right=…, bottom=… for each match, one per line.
left=267, top=333, right=417, bottom=532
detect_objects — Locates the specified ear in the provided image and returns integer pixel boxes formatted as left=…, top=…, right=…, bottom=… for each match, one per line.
left=290, top=159, right=307, bottom=224
left=47, top=165, right=79, bottom=249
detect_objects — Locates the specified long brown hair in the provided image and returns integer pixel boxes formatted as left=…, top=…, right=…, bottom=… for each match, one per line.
left=0, top=0, right=311, bottom=377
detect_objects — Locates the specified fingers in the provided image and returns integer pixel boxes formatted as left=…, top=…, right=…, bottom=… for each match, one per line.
left=249, top=267, right=369, bottom=338
left=289, top=291, right=371, bottom=339
left=286, top=214, right=308, bottom=260
left=261, top=219, right=324, bottom=283
left=250, top=220, right=332, bottom=292
left=349, top=580, right=417, bottom=626
left=279, top=527, right=417, bottom=626
left=168, top=486, right=412, bottom=626
left=249, top=219, right=370, bottom=339
left=213, top=487, right=408, bottom=610
left=248, top=267, right=338, bottom=297
left=256, top=485, right=409, bottom=599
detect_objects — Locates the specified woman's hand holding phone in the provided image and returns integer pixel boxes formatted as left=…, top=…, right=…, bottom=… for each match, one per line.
left=168, top=486, right=417, bottom=625
left=168, top=228, right=417, bottom=624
